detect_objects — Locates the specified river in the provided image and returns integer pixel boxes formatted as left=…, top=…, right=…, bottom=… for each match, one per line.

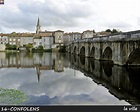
left=0, top=52, right=139, bottom=105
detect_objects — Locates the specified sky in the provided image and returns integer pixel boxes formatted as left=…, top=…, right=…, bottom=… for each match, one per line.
left=0, top=0, right=140, bottom=33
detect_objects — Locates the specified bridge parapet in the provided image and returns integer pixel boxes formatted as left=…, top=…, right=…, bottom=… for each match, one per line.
left=70, top=32, right=140, bottom=44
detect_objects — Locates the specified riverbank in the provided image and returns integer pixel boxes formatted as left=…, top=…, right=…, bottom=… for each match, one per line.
left=0, top=46, right=66, bottom=53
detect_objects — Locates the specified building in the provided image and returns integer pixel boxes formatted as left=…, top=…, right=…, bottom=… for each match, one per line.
left=20, top=33, right=34, bottom=47
left=82, top=30, right=96, bottom=39
left=63, top=33, right=71, bottom=45
left=53, top=30, right=64, bottom=47
left=72, top=32, right=82, bottom=40
left=96, top=31, right=111, bottom=36
left=41, top=36, right=54, bottom=49
left=8, top=33, right=21, bottom=48
left=33, top=35, right=42, bottom=48
left=35, top=17, right=56, bottom=49
left=0, top=33, right=9, bottom=45
left=63, top=32, right=81, bottom=45
left=8, top=33, right=34, bottom=50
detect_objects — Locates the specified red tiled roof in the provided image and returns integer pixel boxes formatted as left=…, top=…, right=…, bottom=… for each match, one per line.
left=39, top=32, right=52, bottom=37
left=8, top=33, right=34, bottom=37
left=0, top=34, right=10, bottom=36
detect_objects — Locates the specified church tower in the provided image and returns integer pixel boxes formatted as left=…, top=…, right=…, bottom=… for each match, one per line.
left=36, top=17, right=41, bottom=34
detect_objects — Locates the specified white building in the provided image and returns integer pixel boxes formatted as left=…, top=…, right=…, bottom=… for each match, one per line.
left=82, top=30, right=95, bottom=39
left=20, top=33, right=34, bottom=46
left=33, top=35, right=42, bottom=48
left=39, top=33, right=54, bottom=49
left=53, top=30, right=64, bottom=46
left=63, top=32, right=81, bottom=45
left=0, top=34, right=9, bottom=45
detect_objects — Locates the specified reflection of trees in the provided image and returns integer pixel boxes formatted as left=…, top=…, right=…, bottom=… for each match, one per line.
left=38, top=53, right=43, bottom=58
left=126, top=67, right=140, bottom=90
left=0, top=88, right=27, bottom=104
left=101, top=61, right=113, bottom=77
left=24, top=52, right=33, bottom=59
left=6, top=52, right=17, bottom=60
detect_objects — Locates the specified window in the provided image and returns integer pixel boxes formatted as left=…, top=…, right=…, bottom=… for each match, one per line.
left=13, top=39, right=16, bottom=41
left=10, top=38, right=12, bottom=41
left=34, top=42, right=36, bottom=45
left=18, top=39, right=20, bottom=41
left=58, top=36, right=61, bottom=40
left=13, top=42, right=16, bottom=45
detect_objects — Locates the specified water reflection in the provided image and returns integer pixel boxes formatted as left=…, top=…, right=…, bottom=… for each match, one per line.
left=79, top=56, right=85, bottom=65
left=89, top=58, right=95, bottom=71
left=0, top=52, right=140, bottom=105
left=126, top=67, right=140, bottom=90
left=101, top=61, right=113, bottom=77
left=0, top=52, right=63, bottom=73
left=67, top=54, right=140, bottom=105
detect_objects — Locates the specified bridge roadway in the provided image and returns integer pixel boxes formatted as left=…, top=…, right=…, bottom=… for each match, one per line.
left=66, top=30, right=140, bottom=66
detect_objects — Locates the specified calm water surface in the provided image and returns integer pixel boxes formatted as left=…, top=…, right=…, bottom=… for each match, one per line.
left=0, top=52, right=139, bottom=105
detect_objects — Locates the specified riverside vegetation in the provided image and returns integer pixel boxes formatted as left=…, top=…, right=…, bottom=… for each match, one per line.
left=5, top=43, right=66, bottom=53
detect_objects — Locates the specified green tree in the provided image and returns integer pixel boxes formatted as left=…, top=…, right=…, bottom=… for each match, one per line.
left=12, top=45, right=17, bottom=50
left=105, top=29, right=112, bottom=33
left=112, top=29, right=119, bottom=34
left=93, top=30, right=96, bottom=33
left=5, top=44, right=17, bottom=50
left=38, top=45, right=43, bottom=50
left=105, top=29, right=121, bottom=34
left=11, top=32, right=16, bottom=34
left=25, top=43, right=33, bottom=51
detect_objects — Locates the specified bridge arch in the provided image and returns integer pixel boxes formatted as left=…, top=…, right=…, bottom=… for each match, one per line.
left=103, top=47, right=112, bottom=61
left=126, top=48, right=140, bottom=66
left=90, top=46, right=95, bottom=58
left=80, top=46, right=85, bottom=56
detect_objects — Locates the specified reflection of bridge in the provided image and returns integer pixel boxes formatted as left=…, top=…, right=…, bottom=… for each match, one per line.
left=66, top=30, right=140, bottom=66
left=65, top=54, right=140, bottom=105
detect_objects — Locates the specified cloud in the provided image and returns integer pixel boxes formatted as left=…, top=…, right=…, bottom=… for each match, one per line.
left=0, top=67, right=129, bottom=105
left=1, top=0, right=140, bottom=33
left=17, top=0, right=95, bottom=28
left=0, top=0, right=98, bottom=32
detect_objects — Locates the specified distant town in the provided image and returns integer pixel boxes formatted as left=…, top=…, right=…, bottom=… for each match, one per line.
left=0, top=17, right=119, bottom=52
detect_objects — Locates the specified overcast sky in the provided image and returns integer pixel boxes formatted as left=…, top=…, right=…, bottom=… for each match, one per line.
left=0, top=0, right=140, bottom=33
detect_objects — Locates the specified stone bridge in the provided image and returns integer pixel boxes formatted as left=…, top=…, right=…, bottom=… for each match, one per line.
left=66, top=30, right=140, bottom=66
